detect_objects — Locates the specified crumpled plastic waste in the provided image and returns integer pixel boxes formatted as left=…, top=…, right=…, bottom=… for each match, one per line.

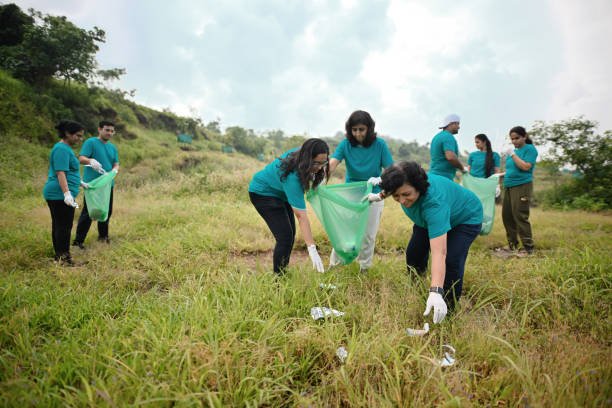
left=336, top=346, right=348, bottom=363
left=319, top=283, right=338, bottom=290
left=436, top=344, right=456, bottom=367
left=310, top=307, right=345, bottom=320
left=406, top=323, right=429, bottom=336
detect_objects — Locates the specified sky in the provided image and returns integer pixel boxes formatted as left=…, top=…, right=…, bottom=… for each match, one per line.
left=11, top=0, right=612, bottom=152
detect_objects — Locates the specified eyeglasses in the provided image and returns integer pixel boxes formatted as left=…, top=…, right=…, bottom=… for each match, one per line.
left=312, top=160, right=328, bottom=167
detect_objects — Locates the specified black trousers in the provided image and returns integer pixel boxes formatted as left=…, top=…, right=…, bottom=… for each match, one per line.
left=405, top=223, right=481, bottom=311
left=46, top=200, right=76, bottom=258
left=74, top=187, right=114, bottom=243
left=249, top=192, right=296, bottom=275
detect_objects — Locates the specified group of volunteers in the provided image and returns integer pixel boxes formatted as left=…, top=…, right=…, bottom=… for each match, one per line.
left=248, top=111, right=538, bottom=323
left=43, top=120, right=119, bottom=266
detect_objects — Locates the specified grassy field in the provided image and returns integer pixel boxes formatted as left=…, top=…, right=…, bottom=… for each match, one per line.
left=0, top=129, right=610, bottom=407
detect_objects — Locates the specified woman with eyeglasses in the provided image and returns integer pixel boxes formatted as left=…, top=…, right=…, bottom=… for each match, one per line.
left=327, top=110, right=394, bottom=271
left=249, top=138, right=329, bottom=275
left=43, top=120, right=89, bottom=266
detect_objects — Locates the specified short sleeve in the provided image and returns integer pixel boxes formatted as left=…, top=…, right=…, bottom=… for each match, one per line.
left=380, top=140, right=394, bottom=168
left=80, top=139, right=93, bottom=157
left=282, top=172, right=306, bottom=210
left=493, top=152, right=501, bottom=168
left=441, top=134, right=456, bottom=153
left=51, top=147, right=71, bottom=171
left=523, top=146, right=538, bottom=164
left=331, top=140, right=346, bottom=162
left=423, top=201, right=451, bottom=239
left=467, top=153, right=474, bottom=166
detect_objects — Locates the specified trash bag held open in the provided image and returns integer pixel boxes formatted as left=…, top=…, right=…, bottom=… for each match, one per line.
left=306, top=181, right=372, bottom=264
left=462, top=173, right=498, bottom=235
left=84, top=171, right=117, bottom=222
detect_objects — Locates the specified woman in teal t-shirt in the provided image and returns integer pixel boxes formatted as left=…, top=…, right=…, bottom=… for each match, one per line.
left=248, top=138, right=329, bottom=275
left=498, top=126, right=538, bottom=256
left=43, top=120, right=88, bottom=266
left=467, top=133, right=500, bottom=178
left=371, top=161, right=482, bottom=324
left=327, top=110, right=394, bottom=271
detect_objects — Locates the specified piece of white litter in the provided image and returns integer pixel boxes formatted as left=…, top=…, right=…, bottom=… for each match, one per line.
left=436, top=344, right=456, bottom=367
left=319, top=283, right=338, bottom=290
left=406, top=323, right=430, bottom=336
left=310, top=307, right=345, bottom=320
left=336, top=346, right=348, bottom=363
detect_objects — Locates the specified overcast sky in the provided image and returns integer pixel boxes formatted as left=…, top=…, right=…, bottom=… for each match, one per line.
left=12, top=0, right=612, bottom=152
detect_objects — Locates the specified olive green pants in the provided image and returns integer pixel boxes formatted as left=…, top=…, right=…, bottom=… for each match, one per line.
left=502, top=182, right=534, bottom=250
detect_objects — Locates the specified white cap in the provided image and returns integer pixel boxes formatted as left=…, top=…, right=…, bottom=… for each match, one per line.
left=439, top=114, right=460, bottom=129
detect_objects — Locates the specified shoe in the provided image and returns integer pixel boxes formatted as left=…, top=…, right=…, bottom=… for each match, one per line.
left=58, top=254, right=85, bottom=267
left=72, top=241, right=86, bottom=250
left=98, top=237, right=110, bottom=244
left=516, top=247, right=533, bottom=257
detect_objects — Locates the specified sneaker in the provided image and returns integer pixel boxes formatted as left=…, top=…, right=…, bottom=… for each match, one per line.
left=58, top=254, right=85, bottom=267
left=72, top=241, right=86, bottom=250
left=98, top=237, right=110, bottom=244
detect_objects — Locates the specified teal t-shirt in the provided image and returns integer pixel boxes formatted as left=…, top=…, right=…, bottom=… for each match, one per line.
left=401, top=173, right=483, bottom=239
left=248, top=148, right=307, bottom=210
left=331, top=138, right=394, bottom=193
left=429, top=130, right=458, bottom=180
left=503, top=144, right=538, bottom=188
left=468, top=151, right=501, bottom=178
left=43, top=142, right=81, bottom=200
left=80, top=137, right=119, bottom=183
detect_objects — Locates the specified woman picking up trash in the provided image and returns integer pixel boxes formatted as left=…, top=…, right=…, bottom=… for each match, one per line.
left=43, top=120, right=89, bottom=266
left=327, top=110, right=393, bottom=271
left=371, top=161, right=482, bottom=323
left=498, top=126, right=538, bottom=256
left=248, top=138, right=329, bottom=275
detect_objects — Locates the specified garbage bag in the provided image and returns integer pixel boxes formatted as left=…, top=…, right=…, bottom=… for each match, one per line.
left=462, top=173, right=498, bottom=235
left=84, top=171, right=117, bottom=222
left=306, top=181, right=372, bottom=264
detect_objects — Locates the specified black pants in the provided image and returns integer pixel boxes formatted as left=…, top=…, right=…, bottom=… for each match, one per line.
left=249, top=192, right=296, bottom=275
left=46, top=200, right=76, bottom=258
left=405, top=223, right=481, bottom=311
left=74, top=187, right=114, bottom=243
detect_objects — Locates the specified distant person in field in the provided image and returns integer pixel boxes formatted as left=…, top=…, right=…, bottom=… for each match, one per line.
left=43, top=120, right=89, bottom=266
left=467, top=133, right=502, bottom=197
left=429, top=114, right=465, bottom=180
left=371, top=161, right=483, bottom=323
left=497, top=126, right=538, bottom=256
left=327, top=110, right=394, bottom=271
left=72, top=120, right=119, bottom=249
left=248, top=138, right=329, bottom=275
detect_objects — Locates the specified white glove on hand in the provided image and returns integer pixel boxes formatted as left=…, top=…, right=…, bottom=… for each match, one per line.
left=367, top=176, right=382, bottom=186
left=365, top=192, right=383, bottom=202
left=63, top=191, right=79, bottom=208
left=495, top=185, right=501, bottom=198
left=423, top=292, right=448, bottom=324
left=502, top=146, right=515, bottom=157
left=307, top=244, right=324, bottom=273
left=80, top=181, right=90, bottom=189
left=88, top=159, right=106, bottom=174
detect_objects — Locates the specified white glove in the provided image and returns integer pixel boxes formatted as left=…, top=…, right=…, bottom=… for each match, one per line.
left=80, top=181, right=90, bottom=189
left=88, top=159, right=106, bottom=174
left=502, top=146, right=515, bottom=157
left=365, top=192, right=383, bottom=202
left=63, top=191, right=79, bottom=208
left=367, top=177, right=382, bottom=186
left=111, top=168, right=118, bottom=175
left=423, top=292, right=447, bottom=324
left=307, top=244, right=324, bottom=273
left=495, top=185, right=501, bottom=198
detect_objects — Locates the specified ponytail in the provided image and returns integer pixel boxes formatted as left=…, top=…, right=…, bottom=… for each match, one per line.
left=509, top=126, right=533, bottom=144
left=475, top=133, right=494, bottom=177
left=55, top=120, right=84, bottom=139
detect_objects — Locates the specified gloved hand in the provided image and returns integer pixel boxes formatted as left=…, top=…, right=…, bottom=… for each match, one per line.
left=495, top=185, right=501, bottom=198
left=365, top=192, right=383, bottom=202
left=88, top=159, right=106, bottom=174
left=307, top=244, right=324, bottom=273
left=111, top=169, right=118, bottom=175
left=367, top=176, right=382, bottom=186
left=423, top=292, right=447, bottom=324
left=63, top=191, right=79, bottom=208
left=80, top=181, right=90, bottom=189
left=502, top=145, right=515, bottom=157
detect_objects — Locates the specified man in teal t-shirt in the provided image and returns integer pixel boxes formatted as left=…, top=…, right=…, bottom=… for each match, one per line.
left=73, top=120, right=119, bottom=248
left=429, top=114, right=465, bottom=180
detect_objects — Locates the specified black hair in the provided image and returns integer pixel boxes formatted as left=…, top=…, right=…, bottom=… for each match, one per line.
left=280, top=138, right=329, bottom=191
left=54, top=120, right=84, bottom=139
left=475, top=133, right=494, bottom=177
left=99, top=120, right=115, bottom=128
left=509, top=126, right=533, bottom=144
left=345, top=110, right=377, bottom=147
left=380, top=161, right=430, bottom=196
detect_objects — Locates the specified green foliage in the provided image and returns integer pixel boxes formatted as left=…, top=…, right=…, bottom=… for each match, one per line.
left=225, top=126, right=266, bottom=156
left=0, top=3, right=34, bottom=46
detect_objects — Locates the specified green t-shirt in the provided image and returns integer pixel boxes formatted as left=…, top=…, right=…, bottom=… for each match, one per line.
left=43, top=142, right=81, bottom=200
left=331, top=138, right=394, bottom=193
left=248, top=148, right=307, bottom=210
left=503, top=144, right=538, bottom=187
left=468, top=151, right=501, bottom=178
left=401, top=173, right=483, bottom=239
left=429, top=130, right=458, bottom=180
left=80, top=137, right=119, bottom=183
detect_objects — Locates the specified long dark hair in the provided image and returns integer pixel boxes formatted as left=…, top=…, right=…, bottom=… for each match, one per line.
left=380, top=161, right=430, bottom=196
left=345, top=110, right=377, bottom=147
left=475, top=133, right=494, bottom=177
left=55, top=120, right=84, bottom=139
left=509, top=126, right=533, bottom=144
left=280, top=138, right=329, bottom=191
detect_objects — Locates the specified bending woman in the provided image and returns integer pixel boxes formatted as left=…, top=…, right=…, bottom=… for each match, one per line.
left=249, top=138, right=329, bottom=275
left=328, top=110, right=393, bottom=271
left=373, top=161, right=482, bottom=323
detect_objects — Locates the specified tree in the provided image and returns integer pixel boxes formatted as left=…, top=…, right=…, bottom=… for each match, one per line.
left=0, top=3, right=34, bottom=46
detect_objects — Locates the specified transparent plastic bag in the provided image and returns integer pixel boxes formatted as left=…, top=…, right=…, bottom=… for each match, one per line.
left=84, top=171, right=116, bottom=222
left=462, top=173, right=498, bottom=235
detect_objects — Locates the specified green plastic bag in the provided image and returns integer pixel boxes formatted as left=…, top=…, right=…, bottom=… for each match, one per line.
left=306, top=181, right=372, bottom=264
left=84, top=171, right=117, bottom=222
left=462, top=173, right=498, bottom=235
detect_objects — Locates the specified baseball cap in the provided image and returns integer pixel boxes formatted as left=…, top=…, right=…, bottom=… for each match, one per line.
left=439, top=114, right=460, bottom=129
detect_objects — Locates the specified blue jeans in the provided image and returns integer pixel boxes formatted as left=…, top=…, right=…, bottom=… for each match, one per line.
left=405, top=223, right=481, bottom=311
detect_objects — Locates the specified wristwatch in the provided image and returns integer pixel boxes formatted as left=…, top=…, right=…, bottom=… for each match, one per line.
left=429, top=286, right=444, bottom=295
